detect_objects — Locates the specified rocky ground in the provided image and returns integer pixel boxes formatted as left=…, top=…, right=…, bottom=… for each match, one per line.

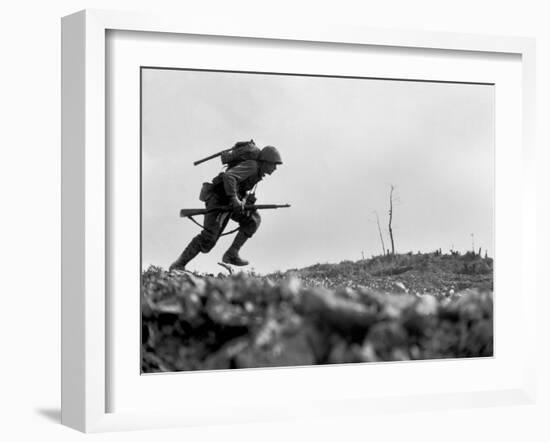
left=141, top=251, right=493, bottom=373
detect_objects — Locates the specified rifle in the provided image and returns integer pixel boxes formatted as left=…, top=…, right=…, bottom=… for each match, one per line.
left=180, top=204, right=290, bottom=218
left=193, top=149, right=229, bottom=166
left=193, top=140, right=257, bottom=166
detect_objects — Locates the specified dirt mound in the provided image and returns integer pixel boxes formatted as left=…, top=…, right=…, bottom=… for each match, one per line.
left=141, top=252, right=493, bottom=372
left=268, top=251, right=493, bottom=296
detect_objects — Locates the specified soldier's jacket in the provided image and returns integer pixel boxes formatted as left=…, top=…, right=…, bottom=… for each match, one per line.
left=210, top=160, right=263, bottom=202
left=191, top=160, right=264, bottom=252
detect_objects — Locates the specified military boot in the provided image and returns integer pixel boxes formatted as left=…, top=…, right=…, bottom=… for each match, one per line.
left=169, top=239, right=201, bottom=272
left=222, top=231, right=250, bottom=266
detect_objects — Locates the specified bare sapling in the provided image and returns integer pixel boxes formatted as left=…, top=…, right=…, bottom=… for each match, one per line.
left=373, top=210, right=386, bottom=256
left=388, top=185, right=396, bottom=255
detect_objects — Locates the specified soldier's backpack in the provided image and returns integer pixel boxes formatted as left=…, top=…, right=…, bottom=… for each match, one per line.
left=220, top=140, right=260, bottom=168
left=193, top=139, right=260, bottom=168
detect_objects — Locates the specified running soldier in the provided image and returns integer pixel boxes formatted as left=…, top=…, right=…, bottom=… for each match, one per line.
left=169, top=145, right=283, bottom=271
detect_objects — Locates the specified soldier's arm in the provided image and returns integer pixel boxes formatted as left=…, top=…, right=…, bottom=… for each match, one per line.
left=222, top=160, right=258, bottom=197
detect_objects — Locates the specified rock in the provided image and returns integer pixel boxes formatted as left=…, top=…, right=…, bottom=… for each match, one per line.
left=327, top=337, right=362, bottom=364
left=380, top=293, right=415, bottom=319
left=392, top=282, right=408, bottom=293
left=202, top=338, right=250, bottom=370
left=360, top=342, right=379, bottom=362
left=143, top=299, right=180, bottom=320
left=363, top=322, right=409, bottom=360
left=141, top=350, right=172, bottom=373
left=459, top=319, right=493, bottom=356
left=390, top=348, right=411, bottom=361
left=415, top=295, right=438, bottom=315
left=283, top=276, right=302, bottom=299
left=205, top=291, right=250, bottom=327
left=234, top=329, right=316, bottom=368
left=298, top=287, right=377, bottom=333
left=179, top=272, right=207, bottom=292
left=254, top=318, right=282, bottom=348
left=401, top=309, right=432, bottom=337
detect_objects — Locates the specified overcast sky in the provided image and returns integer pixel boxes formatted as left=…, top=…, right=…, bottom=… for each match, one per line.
left=141, top=68, right=494, bottom=275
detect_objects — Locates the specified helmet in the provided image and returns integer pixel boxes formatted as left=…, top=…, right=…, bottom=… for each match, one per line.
left=258, top=145, right=283, bottom=164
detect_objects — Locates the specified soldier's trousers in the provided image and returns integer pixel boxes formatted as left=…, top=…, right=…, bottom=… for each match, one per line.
left=192, top=194, right=261, bottom=253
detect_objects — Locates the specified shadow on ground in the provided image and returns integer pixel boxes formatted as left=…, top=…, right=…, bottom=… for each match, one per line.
left=35, top=408, right=61, bottom=423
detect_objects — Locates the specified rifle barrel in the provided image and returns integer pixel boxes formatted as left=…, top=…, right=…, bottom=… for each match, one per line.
left=193, top=149, right=226, bottom=166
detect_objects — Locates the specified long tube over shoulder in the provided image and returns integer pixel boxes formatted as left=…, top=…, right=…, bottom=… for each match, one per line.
left=193, top=149, right=228, bottom=166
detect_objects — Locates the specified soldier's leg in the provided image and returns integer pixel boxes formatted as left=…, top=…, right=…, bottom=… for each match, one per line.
left=196, top=210, right=231, bottom=253
left=236, top=211, right=261, bottom=238
left=169, top=236, right=202, bottom=272
left=222, top=211, right=261, bottom=266
left=169, top=209, right=230, bottom=271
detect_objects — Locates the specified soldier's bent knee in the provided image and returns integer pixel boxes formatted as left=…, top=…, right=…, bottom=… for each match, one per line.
left=196, top=232, right=217, bottom=253
left=240, top=212, right=261, bottom=237
left=251, top=212, right=261, bottom=227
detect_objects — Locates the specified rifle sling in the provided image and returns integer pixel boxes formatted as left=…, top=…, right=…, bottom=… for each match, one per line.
left=187, top=215, right=240, bottom=237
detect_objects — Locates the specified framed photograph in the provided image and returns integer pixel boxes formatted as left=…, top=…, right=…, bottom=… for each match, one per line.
left=61, top=9, right=537, bottom=432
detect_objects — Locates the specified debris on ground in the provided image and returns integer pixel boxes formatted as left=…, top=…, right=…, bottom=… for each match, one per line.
left=141, top=252, right=493, bottom=372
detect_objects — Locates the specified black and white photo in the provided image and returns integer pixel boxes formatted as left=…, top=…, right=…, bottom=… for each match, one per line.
left=140, top=67, right=494, bottom=373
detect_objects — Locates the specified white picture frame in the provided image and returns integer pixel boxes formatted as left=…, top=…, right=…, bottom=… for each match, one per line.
left=61, top=9, right=537, bottom=433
